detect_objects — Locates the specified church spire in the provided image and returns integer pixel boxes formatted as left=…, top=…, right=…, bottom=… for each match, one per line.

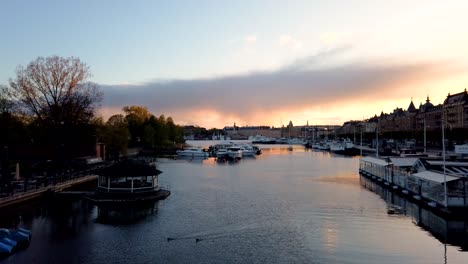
left=408, top=98, right=416, bottom=112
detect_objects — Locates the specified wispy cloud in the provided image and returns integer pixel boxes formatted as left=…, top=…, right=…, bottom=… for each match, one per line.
left=279, top=35, right=303, bottom=50
left=244, top=35, right=257, bottom=44
left=320, top=32, right=340, bottom=46
left=100, top=48, right=460, bottom=127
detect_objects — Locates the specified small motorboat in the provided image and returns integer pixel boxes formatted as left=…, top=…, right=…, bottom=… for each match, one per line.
left=227, top=147, right=242, bottom=160
left=176, top=147, right=209, bottom=158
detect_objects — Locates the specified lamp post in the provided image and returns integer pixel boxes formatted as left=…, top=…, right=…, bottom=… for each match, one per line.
left=442, top=112, right=447, bottom=207
left=360, top=124, right=363, bottom=156
left=376, top=127, right=379, bottom=158
left=441, top=105, right=452, bottom=208
left=424, top=117, right=426, bottom=154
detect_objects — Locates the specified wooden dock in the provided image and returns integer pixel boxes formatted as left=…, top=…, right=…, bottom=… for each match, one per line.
left=0, top=175, right=97, bottom=210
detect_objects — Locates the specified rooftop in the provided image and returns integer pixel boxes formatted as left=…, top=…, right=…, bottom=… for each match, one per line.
left=99, top=159, right=162, bottom=178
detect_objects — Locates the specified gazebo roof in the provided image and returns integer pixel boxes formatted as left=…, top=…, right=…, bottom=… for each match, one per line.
left=99, top=159, right=162, bottom=177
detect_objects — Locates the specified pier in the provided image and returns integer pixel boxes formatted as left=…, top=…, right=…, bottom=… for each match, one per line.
left=0, top=175, right=97, bottom=210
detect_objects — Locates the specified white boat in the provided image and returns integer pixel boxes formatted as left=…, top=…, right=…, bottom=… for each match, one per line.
left=318, top=141, right=330, bottom=150
left=216, top=149, right=229, bottom=159
left=287, top=138, right=306, bottom=145
left=276, top=138, right=288, bottom=144
left=227, top=146, right=243, bottom=160
left=330, top=139, right=358, bottom=155
left=311, top=142, right=321, bottom=149
left=176, top=147, right=208, bottom=157
left=236, top=144, right=259, bottom=157
left=330, top=141, right=345, bottom=153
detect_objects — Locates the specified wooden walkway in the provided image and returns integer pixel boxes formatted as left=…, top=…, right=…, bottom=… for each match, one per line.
left=0, top=175, right=97, bottom=209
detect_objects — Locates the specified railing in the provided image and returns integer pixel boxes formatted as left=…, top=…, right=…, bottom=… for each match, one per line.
left=0, top=164, right=110, bottom=198
left=97, top=186, right=157, bottom=193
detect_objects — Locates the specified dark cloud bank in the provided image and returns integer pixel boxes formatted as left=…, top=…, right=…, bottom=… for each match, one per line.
left=100, top=49, right=449, bottom=121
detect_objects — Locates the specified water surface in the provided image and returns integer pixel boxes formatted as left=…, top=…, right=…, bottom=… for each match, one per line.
left=3, top=141, right=468, bottom=263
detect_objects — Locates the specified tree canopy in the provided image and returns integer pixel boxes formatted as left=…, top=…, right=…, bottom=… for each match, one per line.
left=97, top=106, right=185, bottom=157
left=0, top=85, right=16, bottom=114
left=9, top=56, right=102, bottom=126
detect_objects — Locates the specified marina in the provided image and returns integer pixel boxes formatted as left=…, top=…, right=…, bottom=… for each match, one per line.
left=3, top=2, right=468, bottom=263
left=2, top=142, right=467, bottom=263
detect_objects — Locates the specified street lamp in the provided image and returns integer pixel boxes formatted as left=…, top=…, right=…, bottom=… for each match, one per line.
left=360, top=124, right=363, bottom=156
left=376, top=127, right=379, bottom=158
left=442, top=112, right=447, bottom=207
left=424, top=117, right=426, bottom=154
left=441, top=105, right=452, bottom=208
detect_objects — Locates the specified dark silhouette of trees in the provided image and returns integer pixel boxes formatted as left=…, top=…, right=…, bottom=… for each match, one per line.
left=123, top=105, right=152, bottom=146
left=96, top=114, right=129, bottom=160
left=96, top=106, right=185, bottom=159
left=1, top=56, right=102, bottom=165
left=9, top=56, right=102, bottom=126
left=0, top=85, right=16, bottom=114
left=121, top=107, right=184, bottom=147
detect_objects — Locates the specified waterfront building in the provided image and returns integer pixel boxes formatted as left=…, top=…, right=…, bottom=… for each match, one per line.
left=338, top=89, right=468, bottom=140
left=444, top=89, right=468, bottom=129
left=408, top=170, right=465, bottom=206
left=359, top=156, right=468, bottom=208
left=415, top=97, right=443, bottom=131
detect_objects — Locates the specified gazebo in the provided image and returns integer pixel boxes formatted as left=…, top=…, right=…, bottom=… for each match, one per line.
left=87, top=159, right=170, bottom=204
left=98, top=159, right=161, bottom=193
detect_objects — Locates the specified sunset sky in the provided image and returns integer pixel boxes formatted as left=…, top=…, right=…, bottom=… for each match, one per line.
left=1, top=0, right=468, bottom=128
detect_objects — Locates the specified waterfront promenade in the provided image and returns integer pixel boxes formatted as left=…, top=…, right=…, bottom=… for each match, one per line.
left=0, top=174, right=98, bottom=210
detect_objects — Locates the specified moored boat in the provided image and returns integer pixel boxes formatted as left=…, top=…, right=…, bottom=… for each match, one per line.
left=330, top=139, right=358, bottom=155
left=176, top=147, right=209, bottom=158
left=234, top=143, right=262, bottom=157
left=287, top=138, right=306, bottom=145
left=227, top=146, right=243, bottom=160
left=318, top=141, right=330, bottom=150
left=216, top=149, right=229, bottom=159
left=249, top=135, right=276, bottom=144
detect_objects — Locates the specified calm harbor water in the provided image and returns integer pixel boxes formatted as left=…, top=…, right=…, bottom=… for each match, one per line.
left=3, top=141, right=468, bottom=264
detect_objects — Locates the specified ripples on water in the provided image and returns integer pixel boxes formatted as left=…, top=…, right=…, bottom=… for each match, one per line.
left=3, top=141, right=468, bottom=264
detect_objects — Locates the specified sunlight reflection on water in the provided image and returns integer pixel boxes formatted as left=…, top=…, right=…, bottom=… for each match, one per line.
left=4, top=140, right=468, bottom=264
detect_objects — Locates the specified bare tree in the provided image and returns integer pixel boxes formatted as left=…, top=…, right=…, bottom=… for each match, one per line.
left=9, top=56, right=102, bottom=125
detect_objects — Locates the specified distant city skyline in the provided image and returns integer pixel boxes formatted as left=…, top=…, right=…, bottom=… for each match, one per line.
left=1, top=0, right=467, bottom=127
